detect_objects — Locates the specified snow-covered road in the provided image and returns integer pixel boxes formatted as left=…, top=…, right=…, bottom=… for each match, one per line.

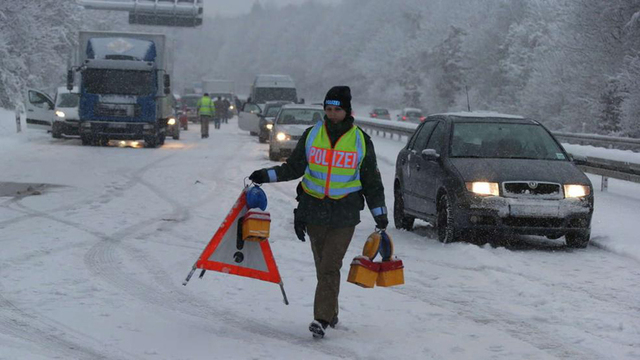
left=1, top=110, right=639, bottom=359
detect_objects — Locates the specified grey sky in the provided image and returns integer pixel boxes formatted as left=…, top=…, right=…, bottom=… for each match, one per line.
left=205, top=0, right=342, bottom=17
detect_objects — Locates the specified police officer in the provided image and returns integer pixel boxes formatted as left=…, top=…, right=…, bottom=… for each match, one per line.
left=196, top=93, right=214, bottom=138
left=248, top=86, right=388, bottom=339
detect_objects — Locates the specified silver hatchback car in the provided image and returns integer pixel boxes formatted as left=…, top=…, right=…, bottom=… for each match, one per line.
left=268, top=104, right=324, bottom=161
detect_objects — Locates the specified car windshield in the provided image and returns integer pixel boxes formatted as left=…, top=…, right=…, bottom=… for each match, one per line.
left=254, top=87, right=297, bottom=103
left=277, top=109, right=324, bottom=125
left=374, top=109, right=389, bottom=115
left=57, top=93, right=79, bottom=108
left=83, top=69, right=155, bottom=96
left=451, top=122, right=567, bottom=160
left=406, top=111, right=422, bottom=117
left=264, top=105, right=283, bottom=117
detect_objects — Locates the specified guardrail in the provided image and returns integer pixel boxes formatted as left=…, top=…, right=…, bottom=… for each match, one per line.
left=353, top=116, right=640, bottom=191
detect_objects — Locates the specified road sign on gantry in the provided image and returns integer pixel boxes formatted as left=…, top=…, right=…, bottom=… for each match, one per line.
left=183, top=187, right=289, bottom=305
left=77, top=0, right=203, bottom=27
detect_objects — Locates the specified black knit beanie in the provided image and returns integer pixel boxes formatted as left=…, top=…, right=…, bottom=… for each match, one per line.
left=324, top=86, right=352, bottom=114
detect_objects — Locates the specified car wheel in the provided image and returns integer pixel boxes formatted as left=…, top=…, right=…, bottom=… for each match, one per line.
left=565, top=230, right=590, bottom=248
left=259, top=132, right=267, bottom=143
left=173, top=129, right=180, bottom=140
left=393, top=187, right=414, bottom=230
left=51, top=123, right=62, bottom=139
left=269, top=147, right=279, bottom=161
left=437, top=193, right=457, bottom=243
left=250, top=131, right=257, bottom=136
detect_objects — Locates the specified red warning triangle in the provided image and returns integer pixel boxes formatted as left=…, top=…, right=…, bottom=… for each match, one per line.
left=193, top=189, right=282, bottom=284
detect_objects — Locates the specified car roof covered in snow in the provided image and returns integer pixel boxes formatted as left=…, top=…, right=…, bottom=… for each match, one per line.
left=434, top=111, right=525, bottom=119
left=280, top=104, right=324, bottom=111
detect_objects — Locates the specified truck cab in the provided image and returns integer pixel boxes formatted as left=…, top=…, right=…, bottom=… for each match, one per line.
left=70, top=32, right=171, bottom=147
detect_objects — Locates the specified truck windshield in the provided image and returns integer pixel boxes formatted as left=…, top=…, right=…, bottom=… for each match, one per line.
left=254, top=88, right=297, bottom=103
left=83, top=69, right=155, bottom=96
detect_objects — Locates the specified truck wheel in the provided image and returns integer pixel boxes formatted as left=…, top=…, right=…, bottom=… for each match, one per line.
left=81, top=134, right=91, bottom=146
left=144, top=135, right=157, bottom=148
left=565, top=230, right=590, bottom=248
left=51, top=123, right=62, bottom=139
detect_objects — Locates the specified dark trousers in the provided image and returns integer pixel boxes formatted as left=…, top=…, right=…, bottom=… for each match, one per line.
left=307, top=224, right=356, bottom=323
left=213, top=118, right=221, bottom=129
left=200, top=115, right=211, bottom=136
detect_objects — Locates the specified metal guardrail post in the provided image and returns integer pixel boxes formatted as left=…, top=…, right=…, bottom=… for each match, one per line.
left=601, top=176, right=608, bottom=192
left=15, top=109, right=21, bottom=133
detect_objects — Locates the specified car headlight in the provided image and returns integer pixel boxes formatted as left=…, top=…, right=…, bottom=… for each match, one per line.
left=168, top=117, right=176, bottom=125
left=564, top=184, right=590, bottom=198
left=276, top=132, right=287, bottom=141
left=55, top=110, right=65, bottom=118
left=466, top=182, right=500, bottom=196
left=266, top=124, right=273, bottom=130
left=229, top=105, right=234, bottom=110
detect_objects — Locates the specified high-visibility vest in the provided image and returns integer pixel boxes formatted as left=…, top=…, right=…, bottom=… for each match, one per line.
left=197, top=96, right=215, bottom=116
left=301, top=121, right=366, bottom=199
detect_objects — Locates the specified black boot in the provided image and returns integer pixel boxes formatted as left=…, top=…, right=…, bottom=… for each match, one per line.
left=329, top=316, right=339, bottom=328
left=309, top=320, right=328, bottom=338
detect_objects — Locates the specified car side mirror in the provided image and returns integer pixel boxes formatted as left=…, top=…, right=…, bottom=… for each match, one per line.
left=421, top=148, right=440, bottom=161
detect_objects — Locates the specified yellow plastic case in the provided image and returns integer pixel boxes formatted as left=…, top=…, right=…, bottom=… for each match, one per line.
left=242, top=209, right=271, bottom=242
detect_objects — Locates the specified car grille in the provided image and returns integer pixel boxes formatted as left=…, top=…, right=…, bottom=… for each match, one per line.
left=94, top=103, right=140, bottom=118
left=503, top=217, right=564, bottom=228
left=502, top=181, right=562, bottom=199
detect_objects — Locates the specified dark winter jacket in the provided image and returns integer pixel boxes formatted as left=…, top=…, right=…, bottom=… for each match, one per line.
left=263, top=115, right=386, bottom=227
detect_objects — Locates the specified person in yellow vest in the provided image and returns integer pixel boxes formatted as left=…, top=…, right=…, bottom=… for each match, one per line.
left=196, top=93, right=215, bottom=138
left=249, top=86, right=388, bottom=339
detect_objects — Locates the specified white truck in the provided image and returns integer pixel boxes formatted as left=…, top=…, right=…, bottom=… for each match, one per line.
left=238, top=74, right=298, bottom=135
left=67, top=31, right=174, bottom=147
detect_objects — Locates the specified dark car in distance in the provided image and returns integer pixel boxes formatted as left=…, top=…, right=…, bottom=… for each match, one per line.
left=394, top=112, right=594, bottom=248
left=370, top=108, right=391, bottom=120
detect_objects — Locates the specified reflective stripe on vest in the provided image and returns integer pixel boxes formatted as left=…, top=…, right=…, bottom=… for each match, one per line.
left=197, top=97, right=215, bottom=116
left=301, top=121, right=366, bottom=199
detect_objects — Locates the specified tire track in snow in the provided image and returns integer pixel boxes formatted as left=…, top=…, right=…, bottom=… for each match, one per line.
left=80, top=135, right=362, bottom=359
left=0, top=154, right=176, bottom=358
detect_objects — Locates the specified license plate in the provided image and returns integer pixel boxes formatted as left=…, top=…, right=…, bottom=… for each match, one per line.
left=510, top=204, right=559, bottom=217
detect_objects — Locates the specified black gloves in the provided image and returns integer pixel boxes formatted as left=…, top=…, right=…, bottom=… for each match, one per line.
left=293, top=209, right=306, bottom=242
left=249, top=169, right=269, bottom=184
left=374, top=214, right=389, bottom=230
